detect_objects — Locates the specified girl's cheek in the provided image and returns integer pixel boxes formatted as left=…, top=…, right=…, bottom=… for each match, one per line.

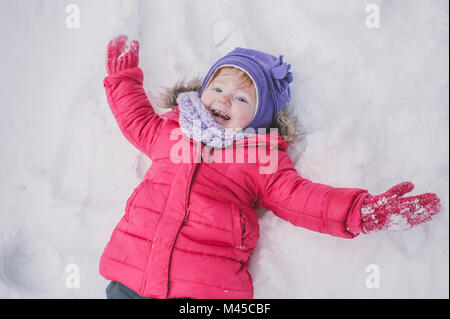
left=200, top=96, right=209, bottom=107
left=202, top=94, right=213, bottom=106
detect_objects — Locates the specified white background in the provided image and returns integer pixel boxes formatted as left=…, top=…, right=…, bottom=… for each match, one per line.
left=0, top=0, right=448, bottom=298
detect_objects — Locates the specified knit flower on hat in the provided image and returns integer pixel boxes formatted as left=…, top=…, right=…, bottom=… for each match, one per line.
left=271, top=55, right=293, bottom=93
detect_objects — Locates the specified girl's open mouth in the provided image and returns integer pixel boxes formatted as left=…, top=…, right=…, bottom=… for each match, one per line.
left=211, top=109, right=231, bottom=121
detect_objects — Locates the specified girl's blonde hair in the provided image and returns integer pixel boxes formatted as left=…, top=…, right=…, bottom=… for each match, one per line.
left=157, top=67, right=303, bottom=144
left=209, top=66, right=255, bottom=90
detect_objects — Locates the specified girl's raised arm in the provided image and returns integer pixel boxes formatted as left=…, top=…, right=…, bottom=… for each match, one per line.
left=103, top=35, right=165, bottom=158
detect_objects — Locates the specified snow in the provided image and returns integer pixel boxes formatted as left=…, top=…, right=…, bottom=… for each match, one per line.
left=0, top=0, right=448, bottom=298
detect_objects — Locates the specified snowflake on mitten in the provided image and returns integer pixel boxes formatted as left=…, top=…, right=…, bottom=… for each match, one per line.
left=361, top=182, right=441, bottom=233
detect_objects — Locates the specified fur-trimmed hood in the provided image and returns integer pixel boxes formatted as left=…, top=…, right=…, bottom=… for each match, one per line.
left=158, top=77, right=203, bottom=109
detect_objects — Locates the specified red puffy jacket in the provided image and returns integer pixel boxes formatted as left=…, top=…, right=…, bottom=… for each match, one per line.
left=99, top=67, right=368, bottom=299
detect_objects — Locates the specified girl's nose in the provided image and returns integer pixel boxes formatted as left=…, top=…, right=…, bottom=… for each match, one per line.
left=219, top=94, right=232, bottom=106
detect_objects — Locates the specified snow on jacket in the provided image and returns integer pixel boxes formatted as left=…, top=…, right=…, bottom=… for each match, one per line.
left=99, top=67, right=368, bottom=299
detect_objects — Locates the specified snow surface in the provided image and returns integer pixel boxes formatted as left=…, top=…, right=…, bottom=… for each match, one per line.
left=0, top=0, right=448, bottom=299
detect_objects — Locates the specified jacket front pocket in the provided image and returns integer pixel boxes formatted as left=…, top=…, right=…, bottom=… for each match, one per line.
left=231, top=204, right=245, bottom=249
left=124, top=180, right=148, bottom=221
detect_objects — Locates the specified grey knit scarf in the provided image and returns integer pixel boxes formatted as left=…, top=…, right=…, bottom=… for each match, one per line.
left=177, top=91, right=256, bottom=149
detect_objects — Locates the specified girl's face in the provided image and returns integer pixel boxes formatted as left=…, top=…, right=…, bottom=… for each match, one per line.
left=200, top=69, right=257, bottom=131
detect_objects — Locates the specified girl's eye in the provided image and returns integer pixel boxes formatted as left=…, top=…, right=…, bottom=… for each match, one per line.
left=212, top=87, right=247, bottom=103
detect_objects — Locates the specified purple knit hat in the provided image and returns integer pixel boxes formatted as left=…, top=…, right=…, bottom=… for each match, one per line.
left=200, top=47, right=293, bottom=130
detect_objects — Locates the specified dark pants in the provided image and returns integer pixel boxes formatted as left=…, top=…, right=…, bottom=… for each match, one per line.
left=105, top=281, right=194, bottom=299
left=105, top=281, right=153, bottom=299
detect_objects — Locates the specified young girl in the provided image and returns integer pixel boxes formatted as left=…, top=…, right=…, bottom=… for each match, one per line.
left=100, top=35, right=441, bottom=299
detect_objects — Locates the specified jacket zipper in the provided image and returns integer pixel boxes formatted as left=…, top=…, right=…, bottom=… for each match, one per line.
left=164, top=146, right=202, bottom=297
left=141, top=145, right=201, bottom=297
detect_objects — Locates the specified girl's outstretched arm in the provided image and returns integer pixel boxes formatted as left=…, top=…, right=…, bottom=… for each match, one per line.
left=258, top=152, right=369, bottom=239
left=103, top=35, right=165, bottom=158
left=258, top=153, right=441, bottom=238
